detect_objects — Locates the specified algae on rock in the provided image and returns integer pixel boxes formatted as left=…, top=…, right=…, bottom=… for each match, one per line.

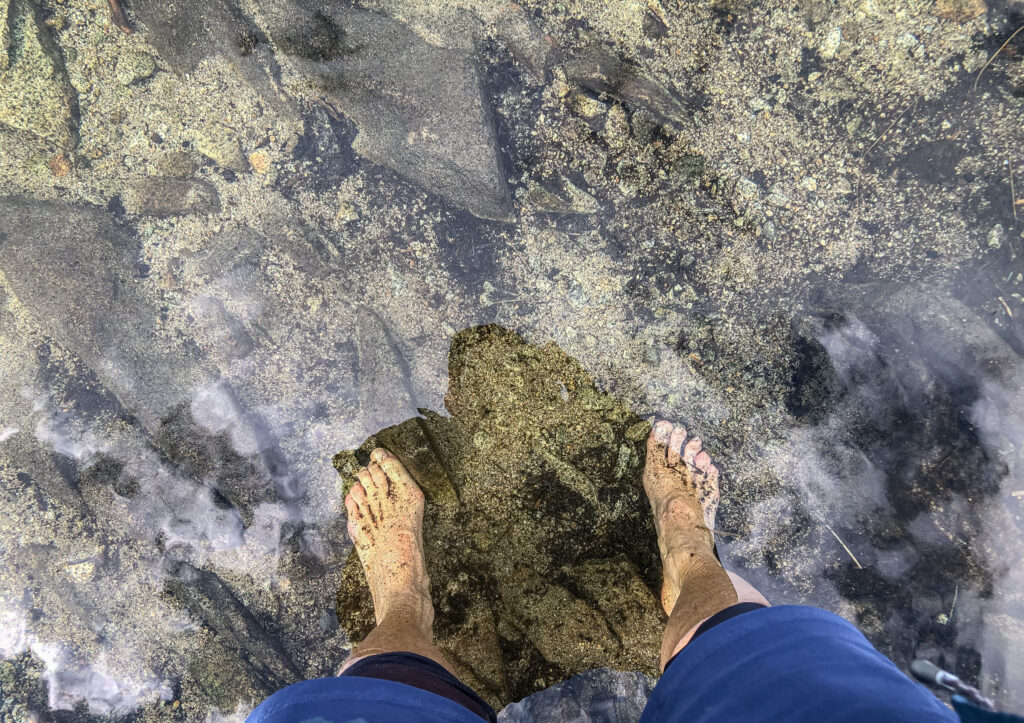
left=0, top=0, right=10, bottom=71
left=0, top=0, right=78, bottom=149
left=334, top=325, right=664, bottom=709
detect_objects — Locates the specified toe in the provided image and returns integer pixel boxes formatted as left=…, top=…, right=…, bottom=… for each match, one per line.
left=374, top=450, right=419, bottom=493
left=351, top=482, right=367, bottom=509
left=646, top=421, right=672, bottom=465
left=667, top=426, right=686, bottom=467
left=695, top=450, right=712, bottom=472
left=370, top=447, right=394, bottom=464
left=707, top=464, right=720, bottom=485
left=683, top=437, right=702, bottom=466
left=357, top=468, right=375, bottom=496
left=345, top=493, right=362, bottom=521
left=367, top=463, right=389, bottom=496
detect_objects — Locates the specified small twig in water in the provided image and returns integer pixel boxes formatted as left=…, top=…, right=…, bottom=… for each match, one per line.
left=927, top=452, right=954, bottom=478
left=999, top=296, right=1013, bottom=318
left=1011, top=157, right=1018, bottom=224
left=974, top=24, right=1024, bottom=92
left=66, top=556, right=99, bottom=566
left=949, top=584, right=959, bottom=623
left=823, top=523, right=863, bottom=569
left=713, top=528, right=743, bottom=538
left=107, top=0, right=133, bottom=33
left=864, top=105, right=913, bottom=157
left=483, top=296, right=525, bottom=307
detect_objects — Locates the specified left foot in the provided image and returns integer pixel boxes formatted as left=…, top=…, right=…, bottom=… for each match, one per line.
left=345, top=448, right=434, bottom=632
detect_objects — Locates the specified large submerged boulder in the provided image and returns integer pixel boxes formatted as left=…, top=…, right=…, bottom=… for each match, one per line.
left=271, top=3, right=514, bottom=222
left=334, top=325, right=664, bottom=709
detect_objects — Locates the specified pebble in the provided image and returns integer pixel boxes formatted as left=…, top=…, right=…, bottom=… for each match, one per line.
left=248, top=150, right=271, bottom=174
left=115, top=51, right=156, bottom=86
left=156, top=151, right=196, bottom=177
left=336, top=201, right=358, bottom=222
left=767, top=183, right=790, bottom=207
left=821, top=27, right=842, bottom=59
left=737, top=178, right=759, bottom=199
left=48, top=152, right=71, bottom=177
left=748, top=97, right=770, bottom=112
left=127, top=177, right=220, bottom=217
left=604, top=104, right=630, bottom=148
left=987, top=224, right=1004, bottom=249
left=933, top=0, right=987, bottom=23
left=193, top=123, right=247, bottom=171
left=569, top=91, right=606, bottom=119
left=800, top=176, right=818, bottom=192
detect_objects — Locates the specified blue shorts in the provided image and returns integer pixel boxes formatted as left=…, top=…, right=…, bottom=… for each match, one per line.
left=247, top=605, right=957, bottom=722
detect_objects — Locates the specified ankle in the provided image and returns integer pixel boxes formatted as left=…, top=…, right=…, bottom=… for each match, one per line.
left=376, top=593, right=435, bottom=633
left=659, top=524, right=714, bottom=559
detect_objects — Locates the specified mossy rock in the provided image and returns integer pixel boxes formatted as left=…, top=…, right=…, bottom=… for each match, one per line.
left=334, top=325, right=663, bottom=709
left=0, top=0, right=78, bottom=149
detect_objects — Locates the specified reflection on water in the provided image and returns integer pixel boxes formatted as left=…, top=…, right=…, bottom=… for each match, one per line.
left=1, top=0, right=1023, bottom=718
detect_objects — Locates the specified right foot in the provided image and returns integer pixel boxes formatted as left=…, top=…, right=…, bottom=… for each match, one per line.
left=643, top=420, right=721, bottom=615
left=345, top=448, right=434, bottom=633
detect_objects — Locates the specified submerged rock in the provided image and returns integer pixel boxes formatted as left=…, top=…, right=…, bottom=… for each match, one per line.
left=114, top=49, right=156, bottom=86
left=124, top=176, right=221, bottom=217
left=273, top=5, right=514, bottom=222
left=0, top=197, right=210, bottom=427
left=353, top=305, right=420, bottom=434
left=129, top=0, right=511, bottom=219
left=0, top=0, right=78, bottom=149
left=163, top=563, right=302, bottom=700
left=130, top=0, right=296, bottom=123
left=563, top=46, right=689, bottom=127
left=498, top=667, right=654, bottom=723
left=334, top=325, right=663, bottom=709
left=0, top=0, right=10, bottom=71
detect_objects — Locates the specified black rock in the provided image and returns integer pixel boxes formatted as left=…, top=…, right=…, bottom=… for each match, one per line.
left=268, top=3, right=514, bottom=221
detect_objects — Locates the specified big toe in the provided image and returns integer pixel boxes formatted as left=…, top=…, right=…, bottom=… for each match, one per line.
left=370, top=447, right=423, bottom=500
left=370, top=447, right=394, bottom=464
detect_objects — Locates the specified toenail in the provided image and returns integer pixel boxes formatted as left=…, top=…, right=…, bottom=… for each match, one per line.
left=654, top=421, right=671, bottom=442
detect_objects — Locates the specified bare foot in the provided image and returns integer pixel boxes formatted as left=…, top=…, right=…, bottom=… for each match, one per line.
left=344, top=448, right=434, bottom=633
left=643, top=420, right=721, bottom=615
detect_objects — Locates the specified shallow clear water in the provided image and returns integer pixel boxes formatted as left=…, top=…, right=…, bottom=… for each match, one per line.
left=1, top=0, right=1023, bottom=718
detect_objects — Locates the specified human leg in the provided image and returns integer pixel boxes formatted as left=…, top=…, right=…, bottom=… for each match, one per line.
left=642, top=420, right=771, bottom=669
left=338, top=448, right=456, bottom=673
left=337, top=448, right=495, bottom=721
left=249, top=447, right=496, bottom=722
left=637, top=423, right=955, bottom=723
